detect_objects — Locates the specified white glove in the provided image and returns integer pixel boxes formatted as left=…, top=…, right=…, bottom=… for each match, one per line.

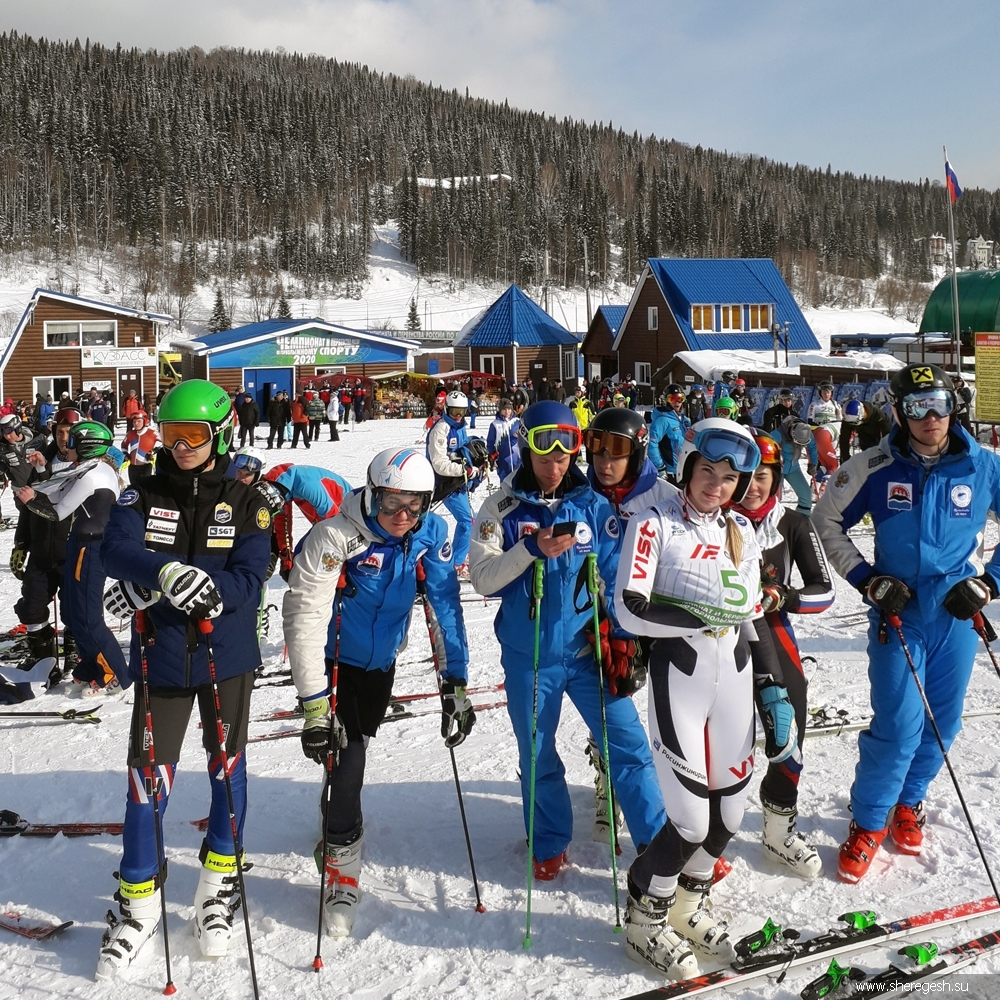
left=103, top=580, right=160, bottom=619
left=157, top=561, right=223, bottom=619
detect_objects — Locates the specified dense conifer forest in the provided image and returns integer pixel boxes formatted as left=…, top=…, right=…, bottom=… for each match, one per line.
left=1, top=30, right=998, bottom=320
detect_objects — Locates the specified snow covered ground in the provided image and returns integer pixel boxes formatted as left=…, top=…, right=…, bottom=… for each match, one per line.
left=4, top=421, right=1000, bottom=1000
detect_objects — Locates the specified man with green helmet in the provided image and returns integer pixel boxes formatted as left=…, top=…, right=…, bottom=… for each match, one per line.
left=96, top=379, right=272, bottom=979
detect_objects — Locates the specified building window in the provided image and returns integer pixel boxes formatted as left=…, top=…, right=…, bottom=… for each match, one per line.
left=691, top=305, right=713, bottom=331
left=720, top=305, right=742, bottom=331
left=479, top=354, right=505, bottom=378
left=34, top=376, right=72, bottom=399
left=647, top=306, right=658, bottom=331
left=636, top=362, right=651, bottom=385
left=562, top=350, right=576, bottom=381
left=748, top=305, right=772, bottom=330
left=44, top=320, right=117, bottom=349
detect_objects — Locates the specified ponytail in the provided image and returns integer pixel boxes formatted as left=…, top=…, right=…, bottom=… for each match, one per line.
left=724, top=513, right=744, bottom=568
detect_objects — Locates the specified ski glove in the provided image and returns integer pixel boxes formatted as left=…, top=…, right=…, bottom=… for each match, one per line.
left=758, top=683, right=798, bottom=763
left=806, top=463, right=818, bottom=477
left=157, top=562, right=223, bottom=619
left=860, top=574, right=913, bottom=616
left=440, top=679, right=476, bottom=748
left=761, top=583, right=794, bottom=614
left=586, top=617, right=646, bottom=696
left=943, top=574, right=998, bottom=621
left=103, top=580, right=160, bottom=619
left=300, top=694, right=347, bottom=765
left=9, top=547, right=25, bottom=581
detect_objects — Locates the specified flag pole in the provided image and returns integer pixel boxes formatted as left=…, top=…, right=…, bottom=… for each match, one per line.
left=944, top=145, right=962, bottom=375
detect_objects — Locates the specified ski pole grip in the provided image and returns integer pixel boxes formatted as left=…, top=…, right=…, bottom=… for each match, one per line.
left=887, top=613, right=902, bottom=629
left=585, top=551, right=599, bottom=596
left=532, top=558, right=544, bottom=600
left=135, top=609, right=146, bottom=632
left=197, top=618, right=214, bottom=635
left=416, top=561, right=426, bottom=583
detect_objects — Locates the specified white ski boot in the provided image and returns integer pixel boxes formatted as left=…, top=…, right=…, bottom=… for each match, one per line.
left=667, top=875, right=735, bottom=963
left=761, top=797, right=823, bottom=879
left=193, top=850, right=241, bottom=957
left=95, top=877, right=161, bottom=981
left=320, top=832, right=363, bottom=937
left=585, top=736, right=623, bottom=845
left=624, top=882, right=701, bottom=981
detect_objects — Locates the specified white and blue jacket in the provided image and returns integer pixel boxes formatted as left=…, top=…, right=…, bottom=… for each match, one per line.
left=486, top=415, right=520, bottom=480
left=647, top=408, right=690, bottom=473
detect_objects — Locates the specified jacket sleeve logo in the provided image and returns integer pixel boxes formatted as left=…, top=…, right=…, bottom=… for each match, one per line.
left=256, top=507, right=271, bottom=529
left=887, top=481, right=913, bottom=511
left=214, top=502, right=233, bottom=524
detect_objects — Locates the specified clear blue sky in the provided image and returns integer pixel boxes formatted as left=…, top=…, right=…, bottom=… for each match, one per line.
left=5, top=0, right=998, bottom=190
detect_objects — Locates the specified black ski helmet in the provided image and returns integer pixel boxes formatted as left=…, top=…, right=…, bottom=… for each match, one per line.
left=889, top=363, right=956, bottom=432
left=585, top=407, right=649, bottom=479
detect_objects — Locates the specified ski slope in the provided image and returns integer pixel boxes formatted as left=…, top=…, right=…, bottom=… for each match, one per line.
left=2, top=419, right=1000, bottom=1000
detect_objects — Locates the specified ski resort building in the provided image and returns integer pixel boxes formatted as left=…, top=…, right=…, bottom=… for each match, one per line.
left=0, top=289, right=168, bottom=412
left=600, top=258, right=819, bottom=402
left=920, top=270, right=1000, bottom=342
left=580, top=306, right=627, bottom=382
left=451, top=284, right=580, bottom=389
left=172, top=319, right=419, bottom=414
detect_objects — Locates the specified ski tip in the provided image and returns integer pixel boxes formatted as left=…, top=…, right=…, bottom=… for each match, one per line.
left=475, top=904, right=486, bottom=914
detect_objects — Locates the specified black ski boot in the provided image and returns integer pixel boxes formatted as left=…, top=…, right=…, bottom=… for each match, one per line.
left=16, top=624, right=56, bottom=673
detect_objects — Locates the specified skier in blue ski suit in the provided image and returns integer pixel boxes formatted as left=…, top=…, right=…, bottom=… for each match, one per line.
left=486, top=399, right=520, bottom=481
left=814, top=363, right=1000, bottom=880
left=469, top=401, right=665, bottom=875
left=769, top=416, right=819, bottom=514
left=648, top=394, right=690, bottom=480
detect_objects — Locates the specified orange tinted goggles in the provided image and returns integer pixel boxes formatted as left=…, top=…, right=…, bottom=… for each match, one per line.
left=584, top=428, right=636, bottom=459
left=161, top=421, right=213, bottom=450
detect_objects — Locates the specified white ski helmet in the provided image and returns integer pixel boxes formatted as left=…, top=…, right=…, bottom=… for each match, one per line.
left=233, top=446, right=266, bottom=476
left=445, top=390, right=468, bottom=412
left=366, top=447, right=435, bottom=518
left=676, top=418, right=761, bottom=504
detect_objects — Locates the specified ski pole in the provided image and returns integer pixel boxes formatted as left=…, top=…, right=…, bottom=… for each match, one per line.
left=135, top=610, right=176, bottom=997
left=414, top=561, right=484, bottom=912
left=585, top=552, right=622, bottom=932
left=887, top=613, right=1000, bottom=904
left=195, top=618, right=260, bottom=1000
left=315, top=569, right=347, bottom=971
left=972, top=612, right=1000, bottom=681
left=524, top=557, right=544, bottom=949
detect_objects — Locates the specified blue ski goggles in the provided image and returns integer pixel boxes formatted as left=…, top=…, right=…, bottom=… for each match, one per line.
left=692, top=426, right=761, bottom=473
left=233, top=453, right=263, bottom=474
left=900, top=389, right=954, bottom=421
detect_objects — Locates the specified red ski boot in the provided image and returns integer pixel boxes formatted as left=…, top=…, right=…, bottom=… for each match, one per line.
left=889, top=803, right=925, bottom=856
left=533, top=851, right=567, bottom=881
left=837, top=821, right=888, bottom=883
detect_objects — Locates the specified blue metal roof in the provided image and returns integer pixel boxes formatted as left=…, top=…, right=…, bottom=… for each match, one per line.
left=597, top=305, right=627, bottom=335
left=182, top=318, right=419, bottom=355
left=627, top=259, right=819, bottom=352
left=454, top=285, right=577, bottom=348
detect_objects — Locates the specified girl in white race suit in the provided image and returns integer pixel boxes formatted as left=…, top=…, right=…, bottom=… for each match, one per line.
left=612, top=418, right=796, bottom=982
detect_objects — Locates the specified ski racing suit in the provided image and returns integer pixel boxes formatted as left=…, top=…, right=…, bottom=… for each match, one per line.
left=648, top=407, right=690, bottom=479
left=486, top=414, right=520, bottom=482
left=813, top=425, right=1000, bottom=832
left=613, top=487, right=785, bottom=897
left=427, top=412, right=478, bottom=568
left=101, top=450, right=272, bottom=889
left=588, top=458, right=675, bottom=527
left=469, top=464, right=666, bottom=861
left=283, top=489, right=468, bottom=844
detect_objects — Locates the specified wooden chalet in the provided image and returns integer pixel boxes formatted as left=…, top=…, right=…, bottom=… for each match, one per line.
left=580, top=305, right=626, bottom=382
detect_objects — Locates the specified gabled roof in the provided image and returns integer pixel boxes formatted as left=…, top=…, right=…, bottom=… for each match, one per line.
left=454, top=285, right=577, bottom=348
left=176, top=318, right=419, bottom=356
left=597, top=305, right=627, bottom=335
left=0, top=288, right=172, bottom=372
left=613, top=259, right=819, bottom=353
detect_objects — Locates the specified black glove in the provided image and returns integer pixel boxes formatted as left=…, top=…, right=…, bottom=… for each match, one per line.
left=440, top=679, right=476, bottom=748
left=465, top=438, right=489, bottom=468
left=300, top=695, right=347, bottom=765
left=806, top=463, right=818, bottom=477
left=860, top=574, right=913, bottom=616
left=9, top=548, right=26, bottom=580
left=943, top=575, right=998, bottom=621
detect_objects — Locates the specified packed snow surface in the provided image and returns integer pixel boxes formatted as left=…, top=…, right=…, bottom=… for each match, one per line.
left=3, top=420, right=1000, bottom=1000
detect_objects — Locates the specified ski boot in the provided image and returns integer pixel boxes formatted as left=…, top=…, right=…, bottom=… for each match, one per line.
left=761, top=796, right=823, bottom=879
left=193, top=846, right=242, bottom=957
left=455, top=562, right=471, bottom=581
left=624, top=878, right=701, bottom=980
left=533, top=851, right=568, bottom=881
left=15, top=624, right=56, bottom=673
left=837, top=821, right=888, bottom=884
left=95, top=874, right=162, bottom=981
left=316, top=831, right=363, bottom=937
left=889, top=802, right=925, bottom=856
left=667, top=873, right=735, bottom=963
left=585, top=736, right=623, bottom=847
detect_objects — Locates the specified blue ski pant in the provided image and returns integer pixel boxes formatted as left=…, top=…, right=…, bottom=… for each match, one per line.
left=442, top=490, right=473, bottom=567
left=502, top=647, right=666, bottom=862
left=782, top=465, right=813, bottom=514
left=851, top=610, right=979, bottom=831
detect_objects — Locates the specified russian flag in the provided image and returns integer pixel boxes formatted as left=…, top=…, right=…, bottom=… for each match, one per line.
left=945, top=160, right=962, bottom=203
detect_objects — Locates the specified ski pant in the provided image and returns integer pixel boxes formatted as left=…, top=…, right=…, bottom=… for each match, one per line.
left=353, top=400, right=365, bottom=422
left=759, top=611, right=806, bottom=809
left=267, top=422, right=287, bottom=448
left=329, top=421, right=340, bottom=442
left=120, top=671, right=253, bottom=883
left=309, top=419, right=323, bottom=441
left=630, top=628, right=754, bottom=899
left=291, top=423, right=311, bottom=448
left=239, top=424, right=257, bottom=447
left=14, top=557, right=63, bottom=627
left=321, top=660, right=396, bottom=846
left=502, top=646, right=665, bottom=862
left=442, top=490, right=473, bottom=567
left=62, top=535, right=127, bottom=686
left=850, top=609, right=978, bottom=831
left=783, top=465, right=812, bottom=514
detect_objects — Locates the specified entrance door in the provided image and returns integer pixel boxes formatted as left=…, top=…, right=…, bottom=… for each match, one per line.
left=118, top=368, right=142, bottom=419
left=529, top=359, right=547, bottom=385
left=244, top=367, right=294, bottom=414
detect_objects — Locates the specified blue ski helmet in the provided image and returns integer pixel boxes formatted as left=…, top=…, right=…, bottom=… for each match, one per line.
left=517, top=400, right=581, bottom=461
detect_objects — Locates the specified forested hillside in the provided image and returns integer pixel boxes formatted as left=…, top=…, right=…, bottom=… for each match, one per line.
left=1, top=30, right=997, bottom=317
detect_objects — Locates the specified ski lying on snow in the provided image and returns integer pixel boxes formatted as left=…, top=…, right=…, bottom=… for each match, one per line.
left=797, top=707, right=1000, bottom=740
left=616, top=894, right=1000, bottom=1000
left=0, top=707, right=100, bottom=724
left=0, top=911, right=73, bottom=939
left=0, top=810, right=123, bottom=838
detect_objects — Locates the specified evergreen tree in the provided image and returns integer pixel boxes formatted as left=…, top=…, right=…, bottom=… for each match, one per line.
left=208, top=288, right=231, bottom=333
left=406, top=297, right=421, bottom=331
left=277, top=294, right=292, bottom=319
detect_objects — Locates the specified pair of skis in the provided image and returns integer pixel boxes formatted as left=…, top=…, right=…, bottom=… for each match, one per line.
left=0, top=810, right=122, bottom=838
left=0, top=707, right=101, bottom=725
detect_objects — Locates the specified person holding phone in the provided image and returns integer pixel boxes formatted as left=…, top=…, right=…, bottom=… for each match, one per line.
left=468, top=401, right=664, bottom=883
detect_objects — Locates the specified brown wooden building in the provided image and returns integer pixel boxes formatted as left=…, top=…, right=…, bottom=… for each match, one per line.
left=580, top=305, right=626, bottom=382
left=0, top=289, right=169, bottom=413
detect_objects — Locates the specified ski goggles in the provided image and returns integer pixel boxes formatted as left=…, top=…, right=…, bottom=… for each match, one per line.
left=233, top=453, right=263, bottom=474
left=753, top=434, right=781, bottom=465
left=667, top=393, right=686, bottom=405
left=900, top=389, right=954, bottom=421
left=54, top=407, right=83, bottom=426
left=374, top=489, right=430, bottom=519
left=584, top=428, right=637, bottom=459
left=522, top=423, right=582, bottom=455
left=446, top=407, right=467, bottom=420
left=160, top=421, right=214, bottom=451
left=692, top=426, right=761, bottom=473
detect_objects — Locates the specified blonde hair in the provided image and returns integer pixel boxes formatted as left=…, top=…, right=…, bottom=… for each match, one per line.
left=724, top=513, right=744, bottom=567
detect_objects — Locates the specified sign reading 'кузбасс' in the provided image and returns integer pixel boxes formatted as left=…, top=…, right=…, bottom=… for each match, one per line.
left=209, top=331, right=408, bottom=369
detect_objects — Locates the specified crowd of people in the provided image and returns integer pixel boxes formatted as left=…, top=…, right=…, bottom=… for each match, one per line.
left=1, top=362, right=996, bottom=988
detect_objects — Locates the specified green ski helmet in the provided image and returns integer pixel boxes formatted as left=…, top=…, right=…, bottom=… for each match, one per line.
left=713, top=395, right=739, bottom=420
left=68, top=420, right=114, bottom=459
left=157, top=379, right=235, bottom=456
